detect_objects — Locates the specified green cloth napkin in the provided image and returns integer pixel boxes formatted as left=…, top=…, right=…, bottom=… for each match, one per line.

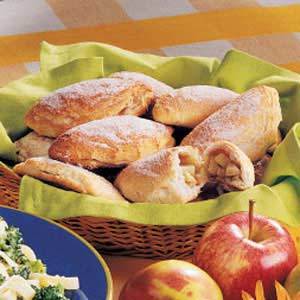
left=18, top=176, right=300, bottom=226
left=40, top=42, right=220, bottom=88
left=1, top=42, right=300, bottom=226
left=264, top=123, right=300, bottom=186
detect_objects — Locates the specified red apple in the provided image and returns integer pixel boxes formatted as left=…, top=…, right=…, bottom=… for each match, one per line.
left=193, top=208, right=297, bottom=300
left=119, top=259, right=223, bottom=300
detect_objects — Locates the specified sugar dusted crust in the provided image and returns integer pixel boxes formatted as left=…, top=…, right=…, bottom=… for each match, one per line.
left=25, top=78, right=153, bottom=137
left=153, top=85, right=239, bottom=128
left=13, top=157, right=126, bottom=201
left=49, top=115, right=175, bottom=169
left=110, top=71, right=174, bottom=97
left=181, top=86, right=282, bottom=161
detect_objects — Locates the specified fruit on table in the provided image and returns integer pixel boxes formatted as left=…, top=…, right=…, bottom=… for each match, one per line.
left=119, top=259, right=223, bottom=300
left=285, top=264, right=300, bottom=300
left=193, top=200, right=298, bottom=300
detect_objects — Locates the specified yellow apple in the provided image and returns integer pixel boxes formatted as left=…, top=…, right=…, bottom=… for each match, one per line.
left=119, top=260, right=223, bottom=300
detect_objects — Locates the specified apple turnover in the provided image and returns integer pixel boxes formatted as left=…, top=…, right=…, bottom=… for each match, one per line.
left=13, top=157, right=127, bottom=201
left=25, top=78, right=153, bottom=137
left=49, top=115, right=175, bottom=169
left=204, top=141, right=255, bottom=191
left=110, top=71, right=174, bottom=98
left=153, top=85, right=239, bottom=127
left=181, top=86, right=282, bottom=161
left=114, top=146, right=207, bottom=204
left=15, top=132, right=53, bottom=162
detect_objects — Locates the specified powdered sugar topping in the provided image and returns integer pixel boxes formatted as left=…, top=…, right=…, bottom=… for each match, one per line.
left=67, top=115, right=172, bottom=145
left=175, top=85, right=238, bottom=103
left=39, top=78, right=136, bottom=109
left=110, top=71, right=174, bottom=96
left=186, top=87, right=273, bottom=145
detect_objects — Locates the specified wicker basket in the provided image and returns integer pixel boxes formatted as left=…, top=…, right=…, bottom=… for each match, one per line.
left=0, top=164, right=208, bottom=259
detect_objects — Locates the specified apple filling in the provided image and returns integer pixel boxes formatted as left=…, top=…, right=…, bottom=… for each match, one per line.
left=206, top=151, right=243, bottom=190
left=179, top=152, right=204, bottom=187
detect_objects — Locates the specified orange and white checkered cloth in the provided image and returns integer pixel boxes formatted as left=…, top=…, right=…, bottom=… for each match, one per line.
left=1, top=0, right=300, bottom=87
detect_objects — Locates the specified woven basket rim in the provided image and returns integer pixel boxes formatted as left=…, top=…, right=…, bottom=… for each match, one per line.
left=1, top=164, right=298, bottom=227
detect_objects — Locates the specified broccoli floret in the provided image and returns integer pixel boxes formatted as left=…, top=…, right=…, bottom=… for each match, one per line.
left=30, top=259, right=46, bottom=274
left=0, top=225, right=47, bottom=279
left=7, top=247, right=28, bottom=265
left=33, top=285, right=67, bottom=300
left=0, top=225, right=27, bottom=265
left=7, top=260, right=46, bottom=280
left=8, top=264, right=31, bottom=280
left=6, top=226, right=23, bottom=248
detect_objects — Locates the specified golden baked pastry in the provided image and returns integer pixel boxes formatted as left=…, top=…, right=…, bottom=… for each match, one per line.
left=181, top=86, right=282, bottom=161
left=153, top=85, right=238, bottom=127
left=49, top=115, right=175, bottom=169
left=114, top=146, right=207, bottom=204
left=204, top=141, right=255, bottom=191
left=15, top=132, right=53, bottom=162
left=110, top=71, right=174, bottom=98
left=13, top=157, right=126, bottom=201
left=25, top=78, right=153, bottom=137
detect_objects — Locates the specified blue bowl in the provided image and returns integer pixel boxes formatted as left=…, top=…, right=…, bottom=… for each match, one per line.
left=0, top=206, right=112, bottom=300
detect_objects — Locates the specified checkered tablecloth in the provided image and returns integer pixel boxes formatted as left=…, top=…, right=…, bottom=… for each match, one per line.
left=1, top=1, right=300, bottom=299
left=1, top=0, right=300, bottom=87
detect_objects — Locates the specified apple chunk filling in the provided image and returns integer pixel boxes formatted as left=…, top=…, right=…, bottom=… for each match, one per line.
left=204, top=141, right=255, bottom=192
left=179, top=152, right=203, bottom=187
left=207, top=151, right=243, bottom=190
